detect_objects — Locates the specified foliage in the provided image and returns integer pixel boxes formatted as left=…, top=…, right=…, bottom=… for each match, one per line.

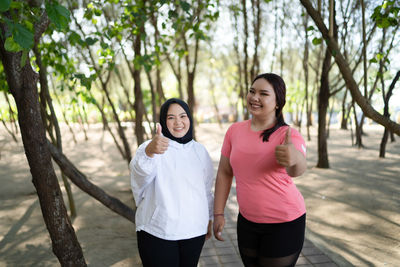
left=0, top=1, right=70, bottom=67
left=371, top=1, right=400, bottom=29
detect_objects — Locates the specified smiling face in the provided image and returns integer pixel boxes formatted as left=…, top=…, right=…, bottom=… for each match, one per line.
left=166, top=103, right=190, bottom=138
left=247, top=78, right=277, bottom=120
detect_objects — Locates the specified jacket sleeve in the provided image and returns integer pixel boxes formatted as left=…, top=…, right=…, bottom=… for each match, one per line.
left=129, top=140, right=157, bottom=205
left=199, top=145, right=215, bottom=220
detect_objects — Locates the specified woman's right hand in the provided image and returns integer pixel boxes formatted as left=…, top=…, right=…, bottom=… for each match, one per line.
left=145, top=123, right=169, bottom=157
left=213, top=215, right=225, bottom=241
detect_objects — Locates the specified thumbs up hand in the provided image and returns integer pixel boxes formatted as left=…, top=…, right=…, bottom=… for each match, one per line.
left=275, top=127, right=297, bottom=167
left=145, top=123, right=170, bottom=157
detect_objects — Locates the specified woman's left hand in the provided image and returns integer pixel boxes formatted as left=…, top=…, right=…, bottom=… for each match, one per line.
left=275, top=127, right=297, bottom=167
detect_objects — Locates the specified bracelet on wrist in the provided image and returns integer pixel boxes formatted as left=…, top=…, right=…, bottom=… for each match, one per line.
left=214, top=213, right=224, bottom=217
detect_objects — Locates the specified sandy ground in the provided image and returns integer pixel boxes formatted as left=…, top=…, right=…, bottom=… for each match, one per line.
left=0, top=122, right=399, bottom=267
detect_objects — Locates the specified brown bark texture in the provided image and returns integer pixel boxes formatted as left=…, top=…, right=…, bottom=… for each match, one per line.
left=0, top=40, right=86, bottom=267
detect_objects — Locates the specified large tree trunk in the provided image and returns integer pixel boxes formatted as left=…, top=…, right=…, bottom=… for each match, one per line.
left=0, top=18, right=86, bottom=265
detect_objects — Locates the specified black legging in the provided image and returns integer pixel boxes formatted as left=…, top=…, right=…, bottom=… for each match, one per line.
left=237, top=213, right=306, bottom=267
left=137, top=231, right=206, bottom=267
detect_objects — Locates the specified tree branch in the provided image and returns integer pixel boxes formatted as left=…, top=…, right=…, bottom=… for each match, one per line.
left=47, top=140, right=136, bottom=223
left=34, top=12, right=50, bottom=45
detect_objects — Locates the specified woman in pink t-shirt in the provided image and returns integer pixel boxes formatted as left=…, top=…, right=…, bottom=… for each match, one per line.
left=213, top=73, right=307, bottom=267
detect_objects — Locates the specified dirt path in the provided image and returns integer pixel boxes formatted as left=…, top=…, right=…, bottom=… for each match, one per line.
left=0, top=123, right=399, bottom=266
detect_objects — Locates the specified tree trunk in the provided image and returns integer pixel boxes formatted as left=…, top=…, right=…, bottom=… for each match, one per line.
left=340, top=88, right=349, bottom=129
left=379, top=128, right=389, bottom=158
left=0, top=39, right=86, bottom=266
left=133, top=33, right=145, bottom=146
left=379, top=70, right=400, bottom=157
left=316, top=0, right=337, bottom=168
left=302, top=13, right=311, bottom=141
left=34, top=45, right=77, bottom=219
left=241, top=0, right=249, bottom=120
left=317, top=46, right=331, bottom=168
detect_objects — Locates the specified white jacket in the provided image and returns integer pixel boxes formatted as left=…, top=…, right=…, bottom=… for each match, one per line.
left=130, top=139, right=214, bottom=240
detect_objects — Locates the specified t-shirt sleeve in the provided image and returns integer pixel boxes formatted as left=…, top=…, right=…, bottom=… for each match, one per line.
left=290, top=128, right=306, bottom=156
left=221, top=124, right=233, bottom=158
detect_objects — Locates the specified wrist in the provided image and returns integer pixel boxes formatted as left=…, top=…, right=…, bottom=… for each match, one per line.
left=214, top=213, right=224, bottom=217
left=145, top=146, right=154, bottom=158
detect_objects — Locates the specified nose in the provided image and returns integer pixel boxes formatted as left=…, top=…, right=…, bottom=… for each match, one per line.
left=174, top=118, right=183, bottom=125
left=250, top=93, right=259, bottom=101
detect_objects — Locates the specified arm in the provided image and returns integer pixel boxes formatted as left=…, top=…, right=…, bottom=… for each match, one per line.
left=130, top=124, right=170, bottom=203
left=129, top=141, right=158, bottom=204
left=275, top=127, right=307, bottom=177
left=213, top=154, right=234, bottom=241
left=285, top=149, right=306, bottom=177
left=202, top=149, right=215, bottom=240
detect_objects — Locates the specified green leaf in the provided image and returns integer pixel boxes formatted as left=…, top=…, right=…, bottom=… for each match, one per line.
left=312, top=37, right=322, bottom=45
left=14, top=24, right=34, bottom=49
left=68, top=31, right=83, bottom=45
left=4, top=37, right=23, bottom=52
left=306, top=26, right=315, bottom=31
left=168, top=10, right=178, bottom=19
left=46, top=3, right=71, bottom=30
left=0, top=0, right=11, bottom=12
left=85, top=37, right=98, bottom=46
left=180, top=1, right=191, bottom=12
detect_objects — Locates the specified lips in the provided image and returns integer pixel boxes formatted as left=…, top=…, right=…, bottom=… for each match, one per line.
left=250, top=103, right=262, bottom=108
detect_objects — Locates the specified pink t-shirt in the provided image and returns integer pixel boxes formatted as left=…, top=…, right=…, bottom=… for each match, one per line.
left=221, top=120, right=306, bottom=223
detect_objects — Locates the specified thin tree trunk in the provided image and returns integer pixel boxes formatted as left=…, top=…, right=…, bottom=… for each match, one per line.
left=341, top=88, right=349, bottom=129
left=317, top=46, right=331, bottom=168
left=316, top=0, right=337, bottom=168
left=303, top=13, right=311, bottom=140
left=380, top=71, right=400, bottom=157
left=34, top=44, right=77, bottom=219
left=250, top=0, right=261, bottom=80
left=242, top=0, right=249, bottom=120
left=133, top=32, right=145, bottom=146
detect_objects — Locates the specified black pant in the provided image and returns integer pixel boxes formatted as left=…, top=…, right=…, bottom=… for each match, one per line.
left=137, top=231, right=206, bottom=267
left=237, top=213, right=306, bottom=267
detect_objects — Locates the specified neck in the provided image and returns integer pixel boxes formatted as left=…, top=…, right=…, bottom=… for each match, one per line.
left=251, top=116, right=277, bottom=131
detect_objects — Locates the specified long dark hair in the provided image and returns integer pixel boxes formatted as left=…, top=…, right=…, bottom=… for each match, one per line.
left=251, top=73, right=287, bottom=142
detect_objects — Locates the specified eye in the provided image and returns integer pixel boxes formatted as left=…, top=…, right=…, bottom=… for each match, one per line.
left=249, top=89, right=255, bottom=94
left=167, top=116, right=174, bottom=120
left=180, top=114, right=188, bottom=119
